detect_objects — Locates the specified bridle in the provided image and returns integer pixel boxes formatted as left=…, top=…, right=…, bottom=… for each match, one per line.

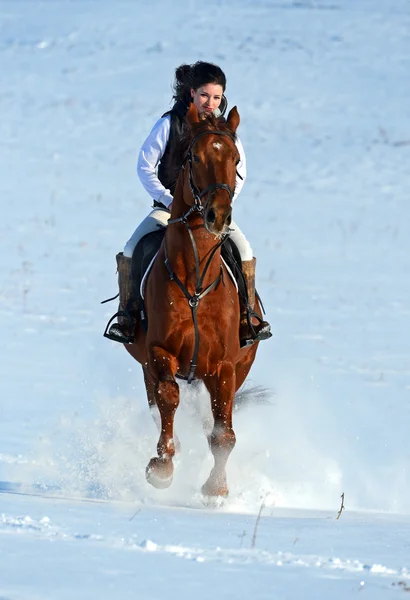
left=168, top=129, right=239, bottom=225
left=186, top=129, right=237, bottom=211
left=164, top=129, right=239, bottom=383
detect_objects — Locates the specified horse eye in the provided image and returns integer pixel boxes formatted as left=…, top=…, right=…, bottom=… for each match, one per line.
left=192, top=154, right=200, bottom=163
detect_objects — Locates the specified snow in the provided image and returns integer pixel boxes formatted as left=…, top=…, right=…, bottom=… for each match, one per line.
left=1, top=0, right=410, bottom=597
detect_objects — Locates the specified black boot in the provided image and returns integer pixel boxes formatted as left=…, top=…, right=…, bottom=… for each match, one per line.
left=239, top=257, right=272, bottom=347
left=104, top=253, right=137, bottom=344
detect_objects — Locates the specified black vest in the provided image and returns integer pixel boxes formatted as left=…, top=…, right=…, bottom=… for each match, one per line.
left=157, top=96, right=228, bottom=196
left=157, top=100, right=190, bottom=196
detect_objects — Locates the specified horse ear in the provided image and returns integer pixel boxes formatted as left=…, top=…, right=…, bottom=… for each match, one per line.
left=227, top=106, right=240, bottom=132
left=186, top=102, right=200, bottom=127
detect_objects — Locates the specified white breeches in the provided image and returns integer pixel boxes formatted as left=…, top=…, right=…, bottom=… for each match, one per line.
left=123, top=208, right=170, bottom=258
left=123, top=208, right=253, bottom=261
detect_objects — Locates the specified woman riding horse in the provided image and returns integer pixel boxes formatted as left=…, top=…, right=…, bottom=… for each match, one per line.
left=128, top=103, right=264, bottom=497
left=107, top=61, right=271, bottom=347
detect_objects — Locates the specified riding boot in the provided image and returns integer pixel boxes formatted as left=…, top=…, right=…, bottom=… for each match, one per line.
left=106, top=252, right=137, bottom=343
left=239, top=257, right=272, bottom=347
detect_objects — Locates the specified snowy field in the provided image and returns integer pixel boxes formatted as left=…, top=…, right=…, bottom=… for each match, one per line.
left=1, top=0, right=410, bottom=597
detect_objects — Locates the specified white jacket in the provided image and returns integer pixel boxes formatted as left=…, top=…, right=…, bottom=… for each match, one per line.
left=137, top=114, right=247, bottom=209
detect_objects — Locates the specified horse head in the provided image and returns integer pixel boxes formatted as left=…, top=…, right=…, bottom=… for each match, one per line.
left=184, top=103, right=240, bottom=236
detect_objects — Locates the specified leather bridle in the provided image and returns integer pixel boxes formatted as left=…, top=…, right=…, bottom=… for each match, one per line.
left=168, top=129, right=239, bottom=226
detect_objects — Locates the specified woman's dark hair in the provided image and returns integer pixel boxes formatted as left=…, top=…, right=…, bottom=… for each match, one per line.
left=172, top=61, right=227, bottom=103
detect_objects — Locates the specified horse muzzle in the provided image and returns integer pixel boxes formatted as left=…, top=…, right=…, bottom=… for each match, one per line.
left=204, top=201, right=232, bottom=236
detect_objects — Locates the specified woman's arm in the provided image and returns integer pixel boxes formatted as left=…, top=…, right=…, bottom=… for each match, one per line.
left=137, top=115, right=173, bottom=208
left=233, top=135, right=246, bottom=203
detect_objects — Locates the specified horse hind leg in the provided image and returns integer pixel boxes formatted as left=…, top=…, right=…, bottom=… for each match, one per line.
left=145, top=349, right=180, bottom=489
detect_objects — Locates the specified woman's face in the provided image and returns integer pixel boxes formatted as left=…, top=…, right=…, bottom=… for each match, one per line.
left=191, top=83, right=224, bottom=115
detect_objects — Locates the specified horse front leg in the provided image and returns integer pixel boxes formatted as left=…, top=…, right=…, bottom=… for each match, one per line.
left=142, top=364, right=181, bottom=455
left=145, top=347, right=179, bottom=489
left=202, top=363, right=236, bottom=498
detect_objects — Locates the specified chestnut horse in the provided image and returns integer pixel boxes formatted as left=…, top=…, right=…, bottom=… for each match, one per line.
left=125, top=103, right=261, bottom=497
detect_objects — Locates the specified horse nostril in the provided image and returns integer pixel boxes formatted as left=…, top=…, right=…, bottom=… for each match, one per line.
left=207, top=208, right=216, bottom=223
left=227, top=214, right=232, bottom=227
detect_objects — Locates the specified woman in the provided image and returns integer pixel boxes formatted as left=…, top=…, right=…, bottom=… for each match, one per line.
left=108, top=61, right=271, bottom=346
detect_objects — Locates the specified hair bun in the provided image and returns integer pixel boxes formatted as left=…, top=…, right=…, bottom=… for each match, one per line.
left=174, top=64, right=193, bottom=86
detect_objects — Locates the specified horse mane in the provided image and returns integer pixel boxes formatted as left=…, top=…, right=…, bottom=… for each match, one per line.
left=190, top=113, right=237, bottom=141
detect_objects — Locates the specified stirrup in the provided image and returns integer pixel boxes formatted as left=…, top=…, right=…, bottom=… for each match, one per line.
left=254, top=322, right=272, bottom=341
left=103, top=310, right=135, bottom=344
left=240, top=326, right=272, bottom=348
left=240, top=309, right=272, bottom=348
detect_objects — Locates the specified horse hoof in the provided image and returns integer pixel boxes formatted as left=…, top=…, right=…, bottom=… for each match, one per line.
left=146, top=457, right=173, bottom=489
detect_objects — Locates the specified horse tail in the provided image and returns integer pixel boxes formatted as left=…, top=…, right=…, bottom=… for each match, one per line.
left=233, top=384, right=273, bottom=412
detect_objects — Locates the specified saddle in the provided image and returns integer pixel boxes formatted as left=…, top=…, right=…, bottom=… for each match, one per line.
left=129, top=227, right=248, bottom=332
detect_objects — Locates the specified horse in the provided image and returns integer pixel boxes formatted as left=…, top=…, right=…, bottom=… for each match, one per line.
left=122, top=103, right=262, bottom=497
